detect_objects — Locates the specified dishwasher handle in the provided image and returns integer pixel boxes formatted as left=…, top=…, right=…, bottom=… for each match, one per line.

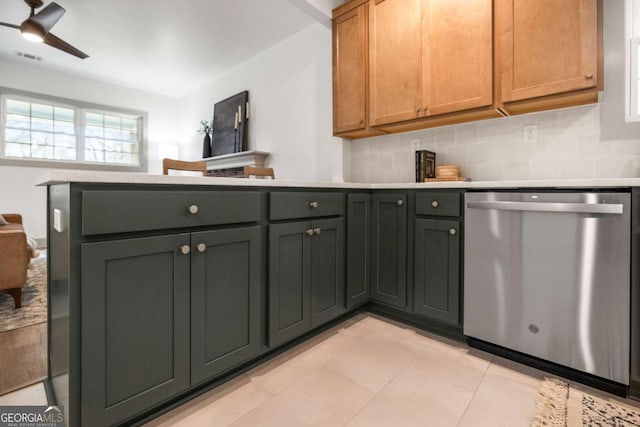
left=467, top=201, right=624, bottom=215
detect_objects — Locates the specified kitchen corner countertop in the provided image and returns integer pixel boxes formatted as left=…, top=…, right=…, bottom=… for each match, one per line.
left=36, top=170, right=640, bottom=189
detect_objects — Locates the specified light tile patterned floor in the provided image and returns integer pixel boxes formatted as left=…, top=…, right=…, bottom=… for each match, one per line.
left=0, top=313, right=548, bottom=426
left=148, top=313, right=544, bottom=426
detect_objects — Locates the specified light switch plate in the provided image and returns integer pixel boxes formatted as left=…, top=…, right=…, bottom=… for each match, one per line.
left=54, top=209, right=63, bottom=233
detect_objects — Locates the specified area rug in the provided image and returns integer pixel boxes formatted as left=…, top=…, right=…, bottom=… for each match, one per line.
left=0, top=255, right=47, bottom=333
left=532, top=377, right=640, bottom=426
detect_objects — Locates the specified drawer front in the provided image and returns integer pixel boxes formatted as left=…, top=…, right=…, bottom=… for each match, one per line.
left=416, top=192, right=461, bottom=217
left=270, top=192, right=344, bottom=220
left=83, top=191, right=261, bottom=235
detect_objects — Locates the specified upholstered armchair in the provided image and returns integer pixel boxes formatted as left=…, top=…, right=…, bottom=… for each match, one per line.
left=0, top=214, right=29, bottom=308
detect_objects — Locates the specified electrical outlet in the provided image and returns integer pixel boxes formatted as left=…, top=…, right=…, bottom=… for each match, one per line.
left=523, top=125, right=538, bottom=144
left=410, top=139, right=421, bottom=150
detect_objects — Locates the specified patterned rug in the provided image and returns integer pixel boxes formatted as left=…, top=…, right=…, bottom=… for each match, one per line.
left=532, top=377, right=640, bottom=426
left=0, top=255, right=47, bottom=333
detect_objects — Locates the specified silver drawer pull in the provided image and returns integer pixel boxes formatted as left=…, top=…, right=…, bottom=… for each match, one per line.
left=188, top=205, right=199, bottom=214
left=309, top=201, right=319, bottom=208
left=180, top=245, right=191, bottom=255
left=432, top=200, right=439, bottom=208
left=449, top=228, right=457, bottom=236
left=196, top=243, right=206, bottom=253
left=397, top=199, right=404, bottom=206
left=305, top=229, right=314, bottom=236
left=467, top=201, right=624, bottom=215
left=314, top=228, right=321, bottom=235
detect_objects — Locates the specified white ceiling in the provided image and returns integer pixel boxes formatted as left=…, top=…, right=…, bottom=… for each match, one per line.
left=0, top=0, right=341, bottom=97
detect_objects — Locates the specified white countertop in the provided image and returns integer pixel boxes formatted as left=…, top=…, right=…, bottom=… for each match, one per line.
left=36, top=170, right=640, bottom=189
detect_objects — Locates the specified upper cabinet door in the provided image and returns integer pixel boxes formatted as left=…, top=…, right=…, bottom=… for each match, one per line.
left=333, top=4, right=368, bottom=134
left=369, top=0, right=422, bottom=126
left=499, top=0, right=599, bottom=103
left=422, top=0, right=493, bottom=116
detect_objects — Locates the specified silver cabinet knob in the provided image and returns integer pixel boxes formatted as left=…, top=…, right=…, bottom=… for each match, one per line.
left=313, top=228, right=321, bottom=235
left=397, top=199, right=404, bottom=206
left=188, top=205, right=199, bottom=215
left=432, top=200, right=439, bottom=208
left=180, top=245, right=191, bottom=255
left=196, top=243, right=206, bottom=253
left=309, top=201, right=319, bottom=208
left=305, top=229, right=314, bottom=236
left=449, top=228, right=457, bottom=236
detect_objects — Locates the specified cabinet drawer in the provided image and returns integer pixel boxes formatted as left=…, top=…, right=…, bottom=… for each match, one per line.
left=82, top=190, right=261, bottom=235
left=416, top=192, right=461, bottom=217
left=270, top=192, right=344, bottom=220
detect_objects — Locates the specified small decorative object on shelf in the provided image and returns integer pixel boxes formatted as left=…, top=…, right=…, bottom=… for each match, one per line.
left=198, top=120, right=212, bottom=158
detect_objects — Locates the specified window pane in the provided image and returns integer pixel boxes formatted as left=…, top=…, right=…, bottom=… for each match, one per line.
left=6, top=114, right=30, bottom=130
left=54, top=107, right=74, bottom=123
left=85, top=113, right=103, bottom=127
left=55, top=134, right=77, bottom=149
left=104, top=115, right=121, bottom=129
left=31, top=103, right=53, bottom=120
left=82, top=111, right=141, bottom=165
left=31, top=116, right=54, bottom=132
left=5, top=128, right=30, bottom=143
left=54, top=147, right=76, bottom=160
left=86, top=126, right=104, bottom=138
left=7, top=100, right=30, bottom=116
left=31, top=132, right=53, bottom=145
left=54, top=122, right=75, bottom=134
left=31, top=144, right=53, bottom=159
left=5, top=142, right=29, bottom=157
left=85, top=149, right=104, bottom=162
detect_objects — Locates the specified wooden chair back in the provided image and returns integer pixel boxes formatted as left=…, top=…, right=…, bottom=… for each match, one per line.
left=244, top=166, right=275, bottom=179
left=162, top=158, right=208, bottom=176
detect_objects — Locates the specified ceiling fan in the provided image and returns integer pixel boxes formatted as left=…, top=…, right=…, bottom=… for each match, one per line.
left=0, top=0, right=88, bottom=59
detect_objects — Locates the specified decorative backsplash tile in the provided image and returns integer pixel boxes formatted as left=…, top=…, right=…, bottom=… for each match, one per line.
left=349, top=105, right=640, bottom=183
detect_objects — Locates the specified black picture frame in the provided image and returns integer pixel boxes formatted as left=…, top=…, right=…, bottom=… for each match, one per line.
left=211, top=91, right=249, bottom=157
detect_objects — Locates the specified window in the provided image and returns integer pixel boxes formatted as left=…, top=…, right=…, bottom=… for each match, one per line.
left=0, top=91, right=146, bottom=170
left=629, top=0, right=640, bottom=121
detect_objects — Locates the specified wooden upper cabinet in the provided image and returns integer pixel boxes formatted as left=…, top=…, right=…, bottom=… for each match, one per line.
left=422, top=0, right=493, bottom=116
left=369, top=0, right=422, bottom=126
left=498, top=0, right=600, bottom=103
left=333, top=4, right=368, bottom=134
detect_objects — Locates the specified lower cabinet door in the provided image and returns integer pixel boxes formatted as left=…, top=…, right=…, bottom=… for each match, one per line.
left=346, top=193, right=371, bottom=308
left=190, top=226, right=262, bottom=385
left=310, top=218, right=345, bottom=327
left=269, top=221, right=312, bottom=346
left=370, top=193, right=407, bottom=308
left=81, top=234, right=191, bottom=427
left=414, top=219, right=461, bottom=325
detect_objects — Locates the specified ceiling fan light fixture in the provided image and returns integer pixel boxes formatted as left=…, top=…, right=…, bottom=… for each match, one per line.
left=20, top=20, right=45, bottom=43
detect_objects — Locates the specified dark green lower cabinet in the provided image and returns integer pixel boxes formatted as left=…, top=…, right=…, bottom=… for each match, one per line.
left=269, top=222, right=312, bottom=346
left=346, top=194, right=371, bottom=308
left=370, top=194, right=407, bottom=309
left=81, top=235, right=191, bottom=427
left=190, top=227, right=262, bottom=385
left=414, top=219, right=461, bottom=325
left=310, top=218, right=345, bottom=327
left=269, top=219, right=345, bottom=347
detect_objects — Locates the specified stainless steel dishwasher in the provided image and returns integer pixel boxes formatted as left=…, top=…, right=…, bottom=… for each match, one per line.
left=464, top=191, right=630, bottom=385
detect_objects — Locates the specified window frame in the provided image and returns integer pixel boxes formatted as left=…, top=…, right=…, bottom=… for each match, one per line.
left=0, top=87, right=148, bottom=172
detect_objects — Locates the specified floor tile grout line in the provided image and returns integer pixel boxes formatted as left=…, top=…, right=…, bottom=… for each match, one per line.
left=456, top=355, right=496, bottom=427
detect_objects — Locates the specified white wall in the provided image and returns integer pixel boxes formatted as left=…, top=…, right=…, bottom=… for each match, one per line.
left=348, top=0, right=640, bottom=183
left=180, top=24, right=342, bottom=182
left=0, top=57, right=181, bottom=238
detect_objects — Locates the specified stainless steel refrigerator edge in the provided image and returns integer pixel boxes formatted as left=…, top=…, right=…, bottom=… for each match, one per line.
left=464, top=192, right=630, bottom=385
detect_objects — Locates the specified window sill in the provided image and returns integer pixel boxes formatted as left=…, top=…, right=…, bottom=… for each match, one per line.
left=0, top=156, right=147, bottom=172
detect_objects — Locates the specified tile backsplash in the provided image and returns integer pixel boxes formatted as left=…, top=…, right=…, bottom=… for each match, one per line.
left=349, top=105, right=640, bottom=183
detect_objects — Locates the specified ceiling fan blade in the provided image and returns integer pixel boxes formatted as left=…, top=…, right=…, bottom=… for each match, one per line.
left=44, top=32, right=89, bottom=59
left=0, top=22, right=21, bottom=30
left=31, top=2, right=65, bottom=33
